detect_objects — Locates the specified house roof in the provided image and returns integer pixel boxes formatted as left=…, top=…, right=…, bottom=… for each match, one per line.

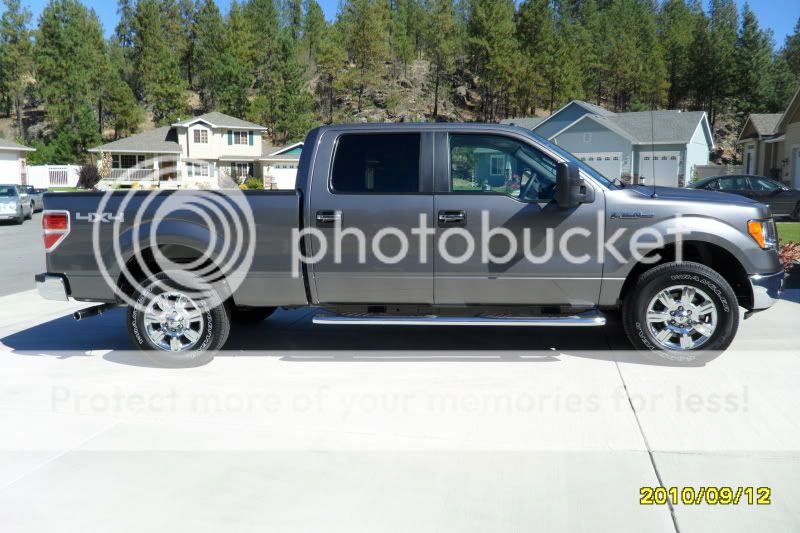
left=506, top=101, right=711, bottom=147
left=748, top=114, right=783, bottom=136
left=0, top=138, right=35, bottom=152
left=88, top=126, right=182, bottom=153
left=777, top=86, right=800, bottom=131
left=500, top=117, right=545, bottom=130
left=261, top=142, right=303, bottom=160
left=172, top=112, right=266, bottom=130
left=605, top=111, right=709, bottom=145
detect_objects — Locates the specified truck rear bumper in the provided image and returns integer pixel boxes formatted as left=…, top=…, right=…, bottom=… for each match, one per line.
left=35, top=273, right=69, bottom=302
left=749, top=271, right=784, bottom=310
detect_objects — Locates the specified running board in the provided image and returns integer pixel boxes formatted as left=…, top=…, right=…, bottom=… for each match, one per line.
left=312, top=311, right=606, bottom=327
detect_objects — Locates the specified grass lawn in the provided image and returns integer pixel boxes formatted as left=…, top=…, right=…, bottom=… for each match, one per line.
left=47, top=187, right=79, bottom=192
left=777, top=222, right=800, bottom=243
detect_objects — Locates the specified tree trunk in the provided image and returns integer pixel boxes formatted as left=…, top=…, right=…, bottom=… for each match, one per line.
left=433, top=68, right=440, bottom=118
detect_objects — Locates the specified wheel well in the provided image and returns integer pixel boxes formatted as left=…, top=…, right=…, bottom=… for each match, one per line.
left=619, top=241, right=752, bottom=309
left=116, top=245, right=231, bottom=303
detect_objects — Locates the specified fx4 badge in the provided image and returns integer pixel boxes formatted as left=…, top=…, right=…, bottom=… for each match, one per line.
left=76, top=212, right=124, bottom=223
left=610, top=211, right=655, bottom=219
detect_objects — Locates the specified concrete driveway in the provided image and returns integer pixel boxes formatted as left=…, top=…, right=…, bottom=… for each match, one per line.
left=0, top=223, right=798, bottom=532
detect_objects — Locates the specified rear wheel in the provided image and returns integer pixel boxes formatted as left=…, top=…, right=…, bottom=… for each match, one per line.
left=622, top=262, right=739, bottom=365
left=127, top=272, right=231, bottom=367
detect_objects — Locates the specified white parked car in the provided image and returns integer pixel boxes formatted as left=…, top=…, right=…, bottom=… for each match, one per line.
left=0, top=184, right=33, bottom=224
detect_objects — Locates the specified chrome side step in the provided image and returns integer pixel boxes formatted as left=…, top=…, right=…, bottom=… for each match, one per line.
left=312, top=311, right=606, bottom=327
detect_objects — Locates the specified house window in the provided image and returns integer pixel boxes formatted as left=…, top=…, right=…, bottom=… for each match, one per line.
left=583, top=133, right=592, bottom=143
left=232, top=163, right=250, bottom=177
left=112, top=154, right=147, bottom=169
left=233, top=131, right=248, bottom=145
left=188, top=163, right=209, bottom=177
left=489, top=154, right=506, bottom=176
left=193, top=129, right=208, bottom=143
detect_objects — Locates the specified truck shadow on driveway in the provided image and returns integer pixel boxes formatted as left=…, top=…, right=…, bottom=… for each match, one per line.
left=0, top=306, right=668, bottom=366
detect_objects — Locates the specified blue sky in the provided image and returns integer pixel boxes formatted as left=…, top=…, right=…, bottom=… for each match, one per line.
left=14, top=0, right=800, bottom=48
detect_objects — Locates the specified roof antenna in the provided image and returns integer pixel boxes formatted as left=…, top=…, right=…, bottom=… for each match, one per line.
left=650, top=103, right=657, bottom=198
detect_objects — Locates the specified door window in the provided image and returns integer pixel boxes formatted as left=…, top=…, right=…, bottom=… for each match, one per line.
left=749, top=177, right=781, bottom=192
left=448, top=134, right=557, bottom=201
left=717, top=176, right=749, bottom=190
left=331, top=133, right=420, bottom=193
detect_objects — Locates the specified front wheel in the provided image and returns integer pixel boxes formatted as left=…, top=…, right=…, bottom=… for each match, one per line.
left=127, top=272, right=231, bottom=367
left=622, top=262, right=739, bottom=365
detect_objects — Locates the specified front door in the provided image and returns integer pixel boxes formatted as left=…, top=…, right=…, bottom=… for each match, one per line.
left=307, top=131, right=434, bottom=304
left=433, top=132, right=603, bottom=307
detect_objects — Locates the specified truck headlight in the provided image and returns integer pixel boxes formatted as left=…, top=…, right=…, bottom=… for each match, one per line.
left=747, top=219, right=777, bottom=249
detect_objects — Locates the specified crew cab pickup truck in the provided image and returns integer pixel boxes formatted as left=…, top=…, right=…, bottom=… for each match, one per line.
left=36, top=123, right=784, bottom=366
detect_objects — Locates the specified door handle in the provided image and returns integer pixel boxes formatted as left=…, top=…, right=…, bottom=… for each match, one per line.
left=316, top=210, right=341, bottom=225
left=438, top=210, right=465, bottom=226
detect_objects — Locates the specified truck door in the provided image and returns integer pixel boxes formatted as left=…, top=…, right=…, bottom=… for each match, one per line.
left=307, top=130, right=434, bottom=304
left=432, top=132, right=603, bottom=307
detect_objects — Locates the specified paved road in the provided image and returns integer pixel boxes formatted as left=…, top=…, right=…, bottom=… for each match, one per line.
left=0, top=218, right=798, bottom=532
left=0, top=212, right=45, bottom=297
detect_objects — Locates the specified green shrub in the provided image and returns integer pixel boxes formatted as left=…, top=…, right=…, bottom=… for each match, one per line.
left=244, top=176, right=263, bottom=190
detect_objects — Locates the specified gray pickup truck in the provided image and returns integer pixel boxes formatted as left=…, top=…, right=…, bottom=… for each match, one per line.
left=36, top=123, right=783, bottom=366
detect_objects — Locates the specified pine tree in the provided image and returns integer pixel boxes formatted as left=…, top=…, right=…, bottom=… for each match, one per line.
left=515, top=0, right=554, bottom=114
left=245, top=0, right=282, bottom=126
left=315, top=24, right=346, bottom=122
left=35, top=0, right=106, bottom=157
left=705, top=0, right=738, bottom=126
left=734, top=2, right=773, bottom=116
left=339, top=0, right=391, bottom=113
left=273, top=32, right=315, bottom=142
left=103, top=41, right=145, bottom=138
left=467, top=0, right=518, bottom=120
left=0, top=0, right=33, bottom=138
left=783, top=17, right=800, bottom=78
left=426, top=0, right=458, bottom=118
left=303, top=0, right=326, bottom=62
left=193, top=0, right=227, bottom=110
left=658, top=0, right=694, bottom=108
left=115, top=0, right=135, bottom=49
left=132, top=0, right=188, bottom=124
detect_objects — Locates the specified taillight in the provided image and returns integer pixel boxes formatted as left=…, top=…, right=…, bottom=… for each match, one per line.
left=43, top=211, right=70, bottom=252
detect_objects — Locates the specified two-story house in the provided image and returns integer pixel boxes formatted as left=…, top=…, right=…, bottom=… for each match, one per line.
left=88, top=112, right=268, bottom=188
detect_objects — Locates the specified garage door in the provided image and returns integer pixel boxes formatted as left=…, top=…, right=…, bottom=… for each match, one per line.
left=573, top=152, right=622, bottom=181
left=638, top=151, right=680, bottom=187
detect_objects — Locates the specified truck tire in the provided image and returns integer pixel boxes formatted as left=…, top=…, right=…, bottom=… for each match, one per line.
left=231, top=306, right=276, bottom=324
left=127, top=272, right=231, bottom=367
left=622, top=262, right=739, bottom=365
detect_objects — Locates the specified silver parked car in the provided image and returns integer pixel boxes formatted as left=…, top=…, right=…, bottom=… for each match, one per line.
left=25, top=186, right=46, bottom=213
left=0, top=184, right=33, bottom=224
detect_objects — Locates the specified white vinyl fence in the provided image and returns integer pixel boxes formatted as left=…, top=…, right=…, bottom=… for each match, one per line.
left=27, top=165, right=81, bottom=188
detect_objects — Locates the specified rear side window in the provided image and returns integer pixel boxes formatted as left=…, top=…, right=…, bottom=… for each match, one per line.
left=331, top=133, right=420, bottom=193
left=718, top=176, right=748, bottom=190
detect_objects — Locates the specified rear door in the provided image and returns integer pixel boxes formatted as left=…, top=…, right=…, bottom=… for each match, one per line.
left=432, top=131, right=603, bottom=307
left=307, top=130, right=434, bottom=304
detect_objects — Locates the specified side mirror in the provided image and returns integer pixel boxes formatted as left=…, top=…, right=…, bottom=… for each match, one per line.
left=555, top=162, right=594, bottom=208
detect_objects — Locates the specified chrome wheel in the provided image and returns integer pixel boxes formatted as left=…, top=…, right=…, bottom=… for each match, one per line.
left=143, top=291, right=205, bottom=351
left=645, top=285, right=718, bottom=350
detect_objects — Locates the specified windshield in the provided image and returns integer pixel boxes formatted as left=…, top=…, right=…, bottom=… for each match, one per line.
left=0, top=186, right=18, bottom=197
left=522, top=130, right=617, bottom=189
